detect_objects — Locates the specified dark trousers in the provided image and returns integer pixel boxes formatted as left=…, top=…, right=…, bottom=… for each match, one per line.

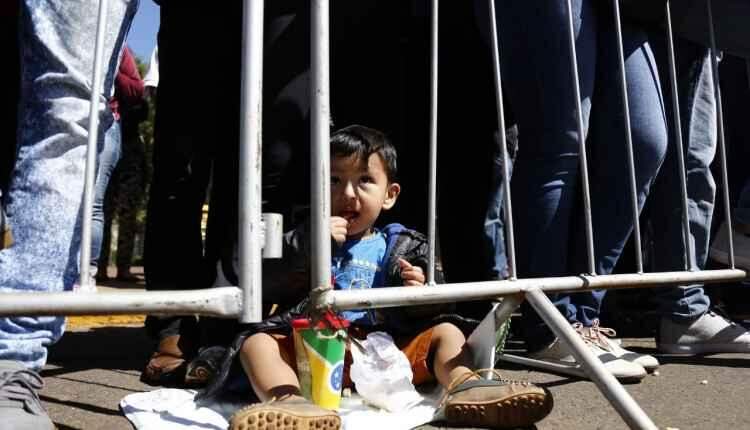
left=143, top=2, right=243, bottom=345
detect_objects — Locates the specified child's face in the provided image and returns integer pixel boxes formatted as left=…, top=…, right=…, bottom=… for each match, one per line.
left=331, top=152, right=400, bottom=239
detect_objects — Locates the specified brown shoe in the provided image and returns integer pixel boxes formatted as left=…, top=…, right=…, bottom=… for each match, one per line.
left=1, top=208, right=12, bottom=250
left=441, top=369, right=553, bottom=429
left=140, top=335, right=189, bottom=386
left=230, top=395, right=341, bottom=430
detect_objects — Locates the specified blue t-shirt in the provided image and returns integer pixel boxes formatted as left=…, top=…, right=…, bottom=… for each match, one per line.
left=331, top=230, right=387, bottom=325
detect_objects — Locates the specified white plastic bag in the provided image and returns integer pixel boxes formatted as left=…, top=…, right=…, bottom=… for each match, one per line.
left=349, top=331, right=423, bottom=412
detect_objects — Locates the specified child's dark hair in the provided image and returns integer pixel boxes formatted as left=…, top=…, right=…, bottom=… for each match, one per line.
left=330, top=125, right=398, bottom=182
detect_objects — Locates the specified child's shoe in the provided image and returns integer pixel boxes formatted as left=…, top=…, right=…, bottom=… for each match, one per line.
left=441, top=369, right=553, bottom=429
left=230, top=395, right=341, bottom=430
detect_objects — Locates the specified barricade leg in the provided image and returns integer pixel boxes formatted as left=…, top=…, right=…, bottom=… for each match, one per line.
left=79, top=0, right=111, bottom=287
left=526, top=289, right=658, bottom=430
left=310, top=0, right=332, bottom=300
left=238, top=0, right=265, bottom=323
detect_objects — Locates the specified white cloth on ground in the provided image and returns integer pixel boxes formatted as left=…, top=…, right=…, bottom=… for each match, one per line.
left=120, top=387, right=440, bottom=430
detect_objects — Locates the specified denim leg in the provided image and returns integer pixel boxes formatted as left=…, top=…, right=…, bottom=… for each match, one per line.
left=0, top=0, right=137, bottom=369
left=572, top=18, right=668, bottom=326
left=90, top=120, right=122, bottom=275
left=648, top=39, right=715, bottom=321
left=495, top=0, right=597, bottom=350
left=484, top=127, right=516, bottom=280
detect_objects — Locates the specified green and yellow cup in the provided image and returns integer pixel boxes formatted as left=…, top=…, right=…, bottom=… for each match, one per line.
left=292, top=314, right=349, bottom=410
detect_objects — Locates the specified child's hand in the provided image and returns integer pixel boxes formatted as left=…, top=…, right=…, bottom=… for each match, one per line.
left=331, top=216, right=348, bottom=245
left=398, top=258, right=425, bottom=286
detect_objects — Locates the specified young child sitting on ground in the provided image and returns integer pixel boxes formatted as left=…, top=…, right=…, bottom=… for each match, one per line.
left=224, top=125, right=553, bottom=430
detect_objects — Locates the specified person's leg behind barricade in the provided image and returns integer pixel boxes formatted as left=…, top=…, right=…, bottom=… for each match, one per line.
left=0, top=1, right=138, bottom=428
left=496, top=0, right=664, bottom=380
left=88, top=120, right=122, bottom=289
left=1, top=0, right=138, bottom=369
left=483, top=126, right=517, bottom=281
left=647, top=38, right=714, bottom=321
left=495, top=0, right=596, bottom=349
left=646, top=45, right=750, bottom=354
left=140, top=0, right=216, bottom=386
left=113, top=131, right=147, bottom=282
left=567, top=11, right=668, bottom=374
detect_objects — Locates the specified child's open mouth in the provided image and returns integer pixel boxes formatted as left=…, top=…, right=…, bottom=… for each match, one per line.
left=340, top=211, right=358, bottom=222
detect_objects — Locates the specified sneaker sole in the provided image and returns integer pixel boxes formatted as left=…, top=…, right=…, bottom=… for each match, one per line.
left=230, top=405, right=341, bottom=430
left=444, top=391, right=553, bottom=429
left=522, top=355, right=647, bottom=382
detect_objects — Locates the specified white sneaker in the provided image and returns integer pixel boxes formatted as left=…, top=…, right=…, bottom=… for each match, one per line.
left=528, top=323, right=647, bottom=381
left=581, top=320, right=659, bottom=372
left=709, top=221, right=750, bottom=270
left=658, top=311, right=750, bottom=354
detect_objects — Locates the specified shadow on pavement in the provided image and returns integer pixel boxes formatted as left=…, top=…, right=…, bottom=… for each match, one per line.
left=46, top=326, right=152, bottom=373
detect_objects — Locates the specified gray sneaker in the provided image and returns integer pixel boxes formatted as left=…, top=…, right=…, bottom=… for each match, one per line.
left=0, top=360, right=54, bottom=430
left=658, top=312, right=750, bottom=355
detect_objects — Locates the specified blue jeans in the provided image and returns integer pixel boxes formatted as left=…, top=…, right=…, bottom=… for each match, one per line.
left=495, top=1, right=668, bottom=350
left=90, top=120, right=122, bottom=276
left=648, top=39, right=716, bottom=321
left=0, top=0, right=137, bottom=369
left=484, top=128, right=516, bottom=280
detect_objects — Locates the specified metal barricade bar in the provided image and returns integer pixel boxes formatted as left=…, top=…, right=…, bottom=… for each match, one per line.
left=427, top=0, right=439, bottom=284
left=0, top=269, right=742, bottom=317
left=564, top=0, right=597, bottom=275
left=526, top=289, right=657, bottom=430
left=322, top=269, right=744, bottom=311
left=79, top=0, right=111, bottom=287
left=664, top=0, right=697, bottom=270
left=238, top=0, right=265, bottom=323
left=0, top=287, right=242, bottom=317
left=487, top=0, right=517, bottom=280
left=612, top=0, right=645, bottom=273
left=311, top=0, right=333, bottom=296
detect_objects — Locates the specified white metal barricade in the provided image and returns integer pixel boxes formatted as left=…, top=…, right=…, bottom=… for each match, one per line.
left=0, top=1, right=746, bottom=429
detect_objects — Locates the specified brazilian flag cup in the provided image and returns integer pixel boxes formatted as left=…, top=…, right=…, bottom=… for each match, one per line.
left=292, top=314, right=349, bottom=410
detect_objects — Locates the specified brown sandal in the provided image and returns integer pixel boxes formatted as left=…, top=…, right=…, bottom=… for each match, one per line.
left=140, top=335, right=190, bottom=386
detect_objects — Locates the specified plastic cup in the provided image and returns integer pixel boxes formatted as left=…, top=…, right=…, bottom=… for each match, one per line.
left=292, top=314, right=349, bottom=410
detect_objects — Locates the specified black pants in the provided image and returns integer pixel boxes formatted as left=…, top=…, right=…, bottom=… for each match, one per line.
left=143, top=2, right=243, bottom=344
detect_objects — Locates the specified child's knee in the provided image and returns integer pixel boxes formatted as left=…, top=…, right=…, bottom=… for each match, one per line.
left=432, top=322, right=466, bottom=344
left=241, top=332, right=274, bottom=356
